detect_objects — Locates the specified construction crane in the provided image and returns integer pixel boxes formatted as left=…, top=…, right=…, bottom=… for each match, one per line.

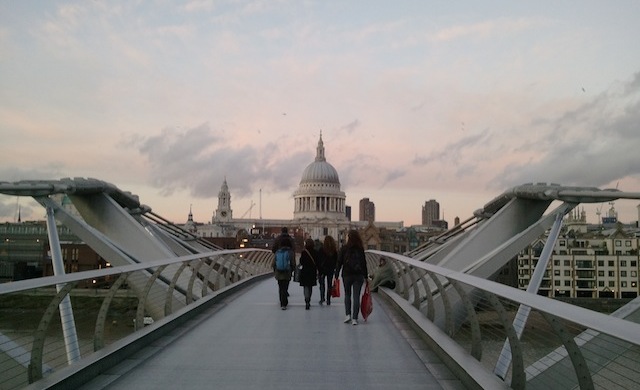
left=241, top=201, right=256, bottom=219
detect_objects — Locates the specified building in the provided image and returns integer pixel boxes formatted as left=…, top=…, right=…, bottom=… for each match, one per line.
left=359, top=198, right=375, bottom=222
left=188, top=132, right=402, bottom=248
left=292, top=132, right=351, bottom=241
left=517, top=208, right=640, bottom=299
left=0, top=220, right=108, bottom=284
left=422, top=199, right=440, bottom=227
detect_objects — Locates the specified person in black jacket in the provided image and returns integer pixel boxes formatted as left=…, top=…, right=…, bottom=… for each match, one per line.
left=335, top=229, right=368, bottom=325
left=318, top=235, right=338, bottom=305
left=298, top=238, right=318, bottom=310
left=272, top=227, right=295, bottom=310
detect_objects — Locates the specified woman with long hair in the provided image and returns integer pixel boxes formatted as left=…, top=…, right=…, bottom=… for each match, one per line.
left=318, top=235, right=337, bottom=305
left=298, top=238, right=319, bottom=310
left=335, top=229, right=368, bottom=325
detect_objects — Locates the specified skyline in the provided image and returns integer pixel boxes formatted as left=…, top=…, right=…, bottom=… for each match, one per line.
left=2, top=1, right=640, bottom=226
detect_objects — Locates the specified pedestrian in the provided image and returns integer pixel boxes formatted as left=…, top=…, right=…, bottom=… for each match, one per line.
left=370, top=257, right=396, bottom=292
left=318, top=235, right=338, bottom=305
left=272, top=227, right=295, bottom=310
left=298, top=238, right=319, bottom=310
left=335, top=229, right=368, bottom=325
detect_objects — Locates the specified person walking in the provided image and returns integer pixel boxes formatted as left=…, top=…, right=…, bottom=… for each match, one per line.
left=298, top=238, right=319, bottom=310
left=335, top=229, right=368, bottom=325
left=272, top=227, right=295, bottom=310
left=318, top=235, right=338, bottom=305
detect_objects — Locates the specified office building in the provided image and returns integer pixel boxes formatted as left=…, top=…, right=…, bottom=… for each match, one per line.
left=359, top=198, right=375, bottom=222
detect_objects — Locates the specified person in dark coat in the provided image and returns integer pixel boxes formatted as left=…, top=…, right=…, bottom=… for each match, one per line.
left=272, top=227, right=295, bottom=310
left=318, top=235, right=338, bottom=305
left=335, top=229, right=368, bottom=325
left=299, top=238, right=319, bottom=310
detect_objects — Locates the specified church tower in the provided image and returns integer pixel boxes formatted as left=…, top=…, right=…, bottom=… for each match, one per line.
left=184, top=205, right=197, bottom=233
left=213, top=178, right=233, bottom=223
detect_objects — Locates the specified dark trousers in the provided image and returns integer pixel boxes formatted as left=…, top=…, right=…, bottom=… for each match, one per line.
left=373, top=280, right=396, bottom=293
left=303, top=285, right=312, bottom=304
left=318, top=274, right=332, bottom=303
left=343, top=274, right=365, bottom=320
left=278, top=279, right=290, bottom=307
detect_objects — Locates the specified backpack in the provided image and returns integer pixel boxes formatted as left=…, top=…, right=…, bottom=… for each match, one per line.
left=345, top=248, right=364, bottom=274
left=275, top=247, right=292, bottom=272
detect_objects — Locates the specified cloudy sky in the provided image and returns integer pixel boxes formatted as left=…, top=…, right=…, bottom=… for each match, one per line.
left=1, top=1, right=640, bottom=226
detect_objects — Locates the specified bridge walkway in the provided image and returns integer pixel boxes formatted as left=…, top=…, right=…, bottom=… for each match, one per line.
left=80, top=279, right=465, bottom=390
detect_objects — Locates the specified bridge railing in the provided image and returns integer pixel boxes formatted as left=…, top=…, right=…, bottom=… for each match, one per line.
left=0, top=248, right=273, bottom=390
left=365, top=250, right=640, bottom=390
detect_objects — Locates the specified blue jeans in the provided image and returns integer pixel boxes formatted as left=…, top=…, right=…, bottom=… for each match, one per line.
left=343, top=274, right=365, bottom=320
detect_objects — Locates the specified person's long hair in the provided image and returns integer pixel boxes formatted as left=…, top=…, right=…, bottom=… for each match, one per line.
left=323, top=235, right=337, bottom=256
left=345, top=229, right=363, bottom=250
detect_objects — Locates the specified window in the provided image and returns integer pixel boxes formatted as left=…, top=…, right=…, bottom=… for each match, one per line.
left=616, top=240, right=621, bottom=247
left=609, top=271, right=615, bottom=277
left=564, top=260, right=571, bottom=267
left=598, top=281, right=604, bottom=287
left=598, top=260, right=604, bottom=267
left=609, top=261, right=615, bottom=267
left=559, top=240, right=566, bottom=246
left=554, top=260, right=560, bottom=266
left=621, top=281, right=627, bottom=288
left=598, top=271, right=604, bottom=277
left=554, top=270, right=560, bottom=276
left=621, top=271, right=627, bottom=277
left=632, top=261, right=637, bottom=267
left=621, top=260, right=627, bottom=267
left=609, top=281, right=615, bottom=287
left=564, top=280, right=571, bottom=287
left=632, top=271, right=637, bottom=277
left=626, top=240, right=632, bottom=247
left=564, top=270, right=571, bottom=277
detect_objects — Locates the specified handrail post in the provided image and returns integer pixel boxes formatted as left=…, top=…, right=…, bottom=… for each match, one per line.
left=494, top=211, right=566, bottom=379
left=45, top=206, right=81, bottom=365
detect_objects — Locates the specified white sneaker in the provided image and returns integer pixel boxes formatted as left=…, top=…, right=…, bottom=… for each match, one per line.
left=343, top=315, right=351, bottom=323
left=351, top=319, right=358, bottom=326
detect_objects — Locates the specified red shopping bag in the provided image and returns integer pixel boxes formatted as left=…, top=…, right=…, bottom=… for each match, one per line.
left=361, top=281, right=373, bottom=321
left=331, top=278, right=341, bottom=298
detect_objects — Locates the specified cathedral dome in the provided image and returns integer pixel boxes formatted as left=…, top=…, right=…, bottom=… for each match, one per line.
left=300, top=160, right=340, bottom=184
left=299, top=134, right=340, bottom=185
left=293, top=133, right=347, bottom=224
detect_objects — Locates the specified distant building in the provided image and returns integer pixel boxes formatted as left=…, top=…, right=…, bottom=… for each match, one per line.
left=189, top=133, right=402, bottom=248
left=0, top=221, right=108, bottom=284
left=422, top=199, right=440, bottom=227
left=517, top=208, right=640, bottom=299
left=292, top=132, right=351, bottom=241
left=359, top=198, right=375, bottom=222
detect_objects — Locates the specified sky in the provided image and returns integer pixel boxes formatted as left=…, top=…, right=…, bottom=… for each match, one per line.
left=1, top=1, right=640, bottom=227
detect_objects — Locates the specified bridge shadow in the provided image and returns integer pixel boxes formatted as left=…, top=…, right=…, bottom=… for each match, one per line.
left=79, top=279, right=463, bottom=390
